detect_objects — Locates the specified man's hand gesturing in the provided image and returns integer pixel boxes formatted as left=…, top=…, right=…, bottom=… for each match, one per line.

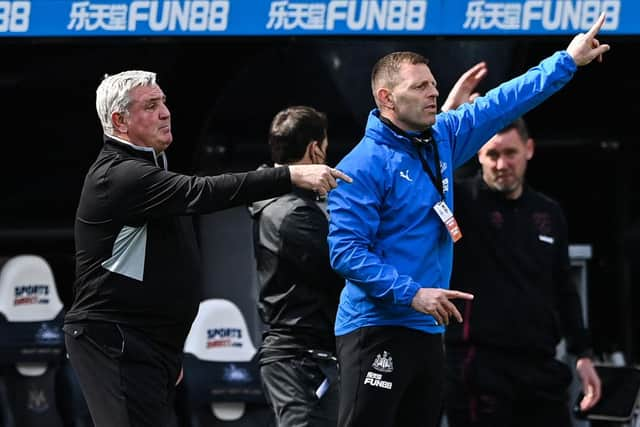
left=566, top=12, right=610, bottom=66
left=289, top=164, right=352, bottom=197
left=411, top=288, right=474, bottom=325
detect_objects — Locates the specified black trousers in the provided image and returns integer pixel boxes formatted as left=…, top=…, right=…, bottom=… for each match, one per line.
left=444, top=344, right=573, bottom=427
left=336, top=326, right=444, bottom=427
left=63, top=322, right=181, bottom=427
left=260, top=355, right=339, bottom=427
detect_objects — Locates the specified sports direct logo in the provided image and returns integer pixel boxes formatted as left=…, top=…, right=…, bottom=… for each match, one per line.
left=206, top=328, right=243, bottom=348
left=14, top=284, right=50, bottom=306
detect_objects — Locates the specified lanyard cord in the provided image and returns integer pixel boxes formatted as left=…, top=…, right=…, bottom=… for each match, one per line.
left=378, top=115, right=444, bottom=198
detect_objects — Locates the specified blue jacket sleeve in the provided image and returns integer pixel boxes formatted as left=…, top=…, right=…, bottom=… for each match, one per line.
left=439, top=50, right=577, bottom=169
left=327, top=150, right=421, bottom=306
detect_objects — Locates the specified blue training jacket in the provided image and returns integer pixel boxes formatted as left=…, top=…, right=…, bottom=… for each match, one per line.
left=327, top=51, right=576, bottom=336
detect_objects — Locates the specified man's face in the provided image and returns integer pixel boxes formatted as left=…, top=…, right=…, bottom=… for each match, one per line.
left=122, top=84, right=172, bottom=153
left=478, top=128, right=533, bottom=199
left=389, top=62, right=439, bottom=131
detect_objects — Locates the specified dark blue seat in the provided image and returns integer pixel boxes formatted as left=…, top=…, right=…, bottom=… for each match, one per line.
left=0, top=255, right=91, bottom=427
left=178, top=299, right=274, bottom=427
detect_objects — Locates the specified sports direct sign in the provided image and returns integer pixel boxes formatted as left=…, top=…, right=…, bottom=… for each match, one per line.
left=0, top=0, right=631, bottom=36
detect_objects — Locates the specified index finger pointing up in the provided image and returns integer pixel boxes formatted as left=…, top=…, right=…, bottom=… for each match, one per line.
left=586, top=12, right=606, bottom=39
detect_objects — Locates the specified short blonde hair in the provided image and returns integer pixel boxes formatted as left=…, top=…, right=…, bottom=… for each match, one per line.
left=370, top=51, right=429, bottom=97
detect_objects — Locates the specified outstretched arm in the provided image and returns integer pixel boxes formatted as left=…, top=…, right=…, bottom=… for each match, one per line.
left=442, top=12, right=609, bottom=116
left=440, top=13, right=610, bottom=168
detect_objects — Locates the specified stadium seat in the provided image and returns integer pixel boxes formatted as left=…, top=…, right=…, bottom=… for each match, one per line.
left=0, top=255, right=91, bottom=427
left=179, top=298, right=274, bottom=426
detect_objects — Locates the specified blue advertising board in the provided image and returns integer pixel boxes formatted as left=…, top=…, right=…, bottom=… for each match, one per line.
left=0, top=0, right=633, bottom=37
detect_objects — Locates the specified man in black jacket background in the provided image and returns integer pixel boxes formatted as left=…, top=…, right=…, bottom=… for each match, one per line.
left=442, top=116, right=602, bottom=427
left=249, top=105, right=343, bottom=426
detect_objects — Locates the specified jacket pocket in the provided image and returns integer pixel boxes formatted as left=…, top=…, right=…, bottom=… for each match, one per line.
left=63, top=322, right=125, bottom=359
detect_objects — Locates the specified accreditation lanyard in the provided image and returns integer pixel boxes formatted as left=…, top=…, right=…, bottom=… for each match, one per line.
left=414, top=139, right=443, bottom=198
left=379, top=115, right=463, bottom=242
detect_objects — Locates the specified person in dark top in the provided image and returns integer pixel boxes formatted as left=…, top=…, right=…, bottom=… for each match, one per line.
left=249, top=105, right=343, bottom=426
left=441, top=114, right=602, bottom=426
left=63, top=70, right=350, bottom=427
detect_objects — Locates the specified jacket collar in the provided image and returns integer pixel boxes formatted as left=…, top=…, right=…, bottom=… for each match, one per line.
left=364, top=109, right=430, bottom=156
left=103, top=134, right=168, bottom=170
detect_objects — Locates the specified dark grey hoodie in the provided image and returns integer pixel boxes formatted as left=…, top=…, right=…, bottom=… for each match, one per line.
left=249, top=168, right=343, bottom=363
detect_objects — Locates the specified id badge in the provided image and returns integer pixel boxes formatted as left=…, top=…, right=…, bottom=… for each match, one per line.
left=433, top=200, right=463, bottom=242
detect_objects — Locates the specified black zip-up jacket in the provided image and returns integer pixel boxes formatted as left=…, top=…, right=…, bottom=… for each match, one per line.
left=65, top=136, right=291, bottom=352
left=445, top=174, right=592, bottom=358
left=249, top=176, right=343, bottom=364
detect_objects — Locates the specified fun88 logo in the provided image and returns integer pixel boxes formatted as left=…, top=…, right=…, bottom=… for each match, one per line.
left=206, top=328, right=243, bottom=348
left=0, top=1, right=30, bottom=32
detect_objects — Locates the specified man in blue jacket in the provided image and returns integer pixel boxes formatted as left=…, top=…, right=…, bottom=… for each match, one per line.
left=327, top=13, right=610, bottom=427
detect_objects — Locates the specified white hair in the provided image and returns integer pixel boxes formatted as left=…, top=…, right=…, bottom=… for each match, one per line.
left=95, top=70, right=157, bottom=135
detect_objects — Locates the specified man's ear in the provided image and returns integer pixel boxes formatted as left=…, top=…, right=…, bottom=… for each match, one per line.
left=525, top=138, right=535, bottom=160
left=376, top=87, right=394, bottom=110
left=301, top=140, right=315, bottom=163
left=112, top=112, right=127, bottom=133
left=313, top=140, right=325, bottom=155
left=308, top=140, right=321, bottom=163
